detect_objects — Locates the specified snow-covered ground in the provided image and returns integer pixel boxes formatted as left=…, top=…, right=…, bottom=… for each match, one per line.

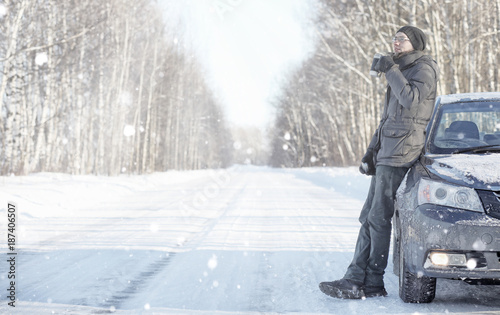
left=1, top=166, right=500, bottom=314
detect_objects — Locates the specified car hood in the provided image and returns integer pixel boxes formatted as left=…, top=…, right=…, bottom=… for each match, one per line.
left=424, top=153, right=500, bottom=190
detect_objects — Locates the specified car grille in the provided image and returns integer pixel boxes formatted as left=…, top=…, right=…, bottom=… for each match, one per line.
left=477, top=190, right=500, bottom=220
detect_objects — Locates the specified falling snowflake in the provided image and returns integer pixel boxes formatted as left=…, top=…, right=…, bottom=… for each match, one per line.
left=208, top=254, right=218, bottom=270
left=150, top=224, right=159, bottom=233
left=35, top=52, right=48, bottom=66
left=119, top=91, right=133, bottom=107
left=123, top=125, right=135, bottom=137
left=0, top=4, right=7, bottom=18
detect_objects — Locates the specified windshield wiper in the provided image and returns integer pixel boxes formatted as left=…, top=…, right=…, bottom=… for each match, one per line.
left=452, top=144, right=500, bottom=154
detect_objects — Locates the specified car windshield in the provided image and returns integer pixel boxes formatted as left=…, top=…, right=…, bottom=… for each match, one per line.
left=428, top=100, right=500, bottom=154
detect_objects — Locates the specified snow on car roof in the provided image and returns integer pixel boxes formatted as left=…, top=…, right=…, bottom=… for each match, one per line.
left=439, top=92, right=500, bottom=104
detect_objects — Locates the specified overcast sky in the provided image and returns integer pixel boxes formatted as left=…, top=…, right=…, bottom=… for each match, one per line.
left=159, top=0, right=317, bottom=129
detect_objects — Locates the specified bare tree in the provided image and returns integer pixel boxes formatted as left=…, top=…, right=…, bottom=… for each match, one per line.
left=0, top=0, right=232, bottom=175
left=270, top=0, right=500, bottom=168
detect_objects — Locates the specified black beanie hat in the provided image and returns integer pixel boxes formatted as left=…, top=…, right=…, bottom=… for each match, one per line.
left=397, top=26, right=427, bottom=51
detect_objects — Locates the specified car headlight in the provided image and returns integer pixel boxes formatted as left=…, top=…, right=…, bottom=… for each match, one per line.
left=418, top=178, right=483, bottom=212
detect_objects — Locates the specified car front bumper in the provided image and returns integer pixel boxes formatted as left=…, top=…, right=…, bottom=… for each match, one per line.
left=402, top=205, right=500, bottom=279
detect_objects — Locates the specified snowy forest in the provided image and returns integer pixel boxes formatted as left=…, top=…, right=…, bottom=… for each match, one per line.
left=269, top=0, right=500, bottom=167
left=1, top=0, right=500, bottom=175
left=0, top=0, right=232, bottom=175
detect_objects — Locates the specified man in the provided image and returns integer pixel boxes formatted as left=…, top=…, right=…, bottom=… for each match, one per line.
left=319, top=26, right=439, bottom=299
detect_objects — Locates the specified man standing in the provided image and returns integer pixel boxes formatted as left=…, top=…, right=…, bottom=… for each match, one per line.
left=319, top=26, right=439, bottom=299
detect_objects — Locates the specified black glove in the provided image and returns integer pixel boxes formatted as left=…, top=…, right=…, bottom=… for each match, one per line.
left=359, top=149, right=376, bottom=176
left=375, top=55, right=396, bottom=73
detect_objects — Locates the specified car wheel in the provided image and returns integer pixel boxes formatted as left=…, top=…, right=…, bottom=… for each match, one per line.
left=398, top=235, right=436, bottom=303
left=392, top=216, right=400, bottom=275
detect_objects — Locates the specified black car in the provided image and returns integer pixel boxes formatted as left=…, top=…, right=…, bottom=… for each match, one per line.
left=393, top=92, right=500, bottom=303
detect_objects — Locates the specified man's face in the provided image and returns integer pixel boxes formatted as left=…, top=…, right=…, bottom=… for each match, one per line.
left=393, top=32, right=414, bottom=54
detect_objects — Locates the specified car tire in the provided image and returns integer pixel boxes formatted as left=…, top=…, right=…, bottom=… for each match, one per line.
left=392, top=216, right=400, bottom=275
left=398, top=234, right=436, bottom=303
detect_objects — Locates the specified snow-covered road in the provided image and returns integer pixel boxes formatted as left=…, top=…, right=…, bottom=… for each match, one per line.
left=1, top=166, right=500, bottom=314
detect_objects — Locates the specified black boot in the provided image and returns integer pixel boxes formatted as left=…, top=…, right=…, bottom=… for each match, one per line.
left=319, top=278, right=364, bottom=299
left=363, top=285, right=388, bottom=298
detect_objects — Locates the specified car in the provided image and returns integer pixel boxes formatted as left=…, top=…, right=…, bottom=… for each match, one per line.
left=393, top=92, right=500, bottom=303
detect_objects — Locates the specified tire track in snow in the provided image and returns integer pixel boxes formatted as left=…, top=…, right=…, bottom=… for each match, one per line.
left=248, top=251, right=274, bottom=312
left=99, top=252, right=176, bottom=310
left=175, top=172, right=250, bottom=251
left=95, top=170, right=248, bottom=310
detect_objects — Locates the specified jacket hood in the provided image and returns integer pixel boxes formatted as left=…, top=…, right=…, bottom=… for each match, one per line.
left=417, top=54, right=440, bottom=79
left=426, top=154, right=500, bottom=190
left=396, top=52, right=439, bottom=79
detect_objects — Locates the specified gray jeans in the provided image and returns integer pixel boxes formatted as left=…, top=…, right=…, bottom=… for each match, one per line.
left=344, top=165, right=408, bottom=287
